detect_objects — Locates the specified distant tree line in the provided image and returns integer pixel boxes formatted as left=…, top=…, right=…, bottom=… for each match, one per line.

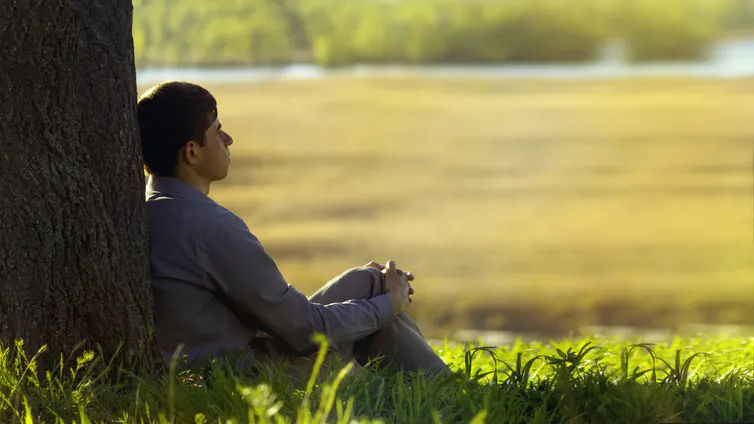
left=726, top=0, right=754, bottom=32
left=132, top=0, right=749, bottom=68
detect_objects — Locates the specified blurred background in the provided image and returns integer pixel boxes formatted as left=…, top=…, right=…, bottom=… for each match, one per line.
left=133, top=0, right=754, bottom=344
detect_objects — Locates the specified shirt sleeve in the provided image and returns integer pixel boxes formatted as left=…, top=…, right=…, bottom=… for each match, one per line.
left=200, top=212, right=394, bottom=354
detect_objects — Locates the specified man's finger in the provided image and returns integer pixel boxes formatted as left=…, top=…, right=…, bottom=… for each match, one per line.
left=385, top=260, right=397, bottom=274
left=386, top=267, right=413, bottom=280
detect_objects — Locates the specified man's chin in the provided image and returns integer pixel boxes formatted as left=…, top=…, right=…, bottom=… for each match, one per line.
left=212, top=171, right=229, bottom=182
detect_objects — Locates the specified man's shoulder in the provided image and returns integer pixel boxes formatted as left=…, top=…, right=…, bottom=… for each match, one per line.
left=195, top=203, right=262, bottom=255
left=146, top=195, right=250, bottom=241
left=208, top=203, right=249, bottom=231
left=189, top=201, right=255, bottom=243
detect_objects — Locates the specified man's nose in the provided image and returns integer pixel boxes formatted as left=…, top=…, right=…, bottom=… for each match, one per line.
left=221, top=130, right=233, bottom=146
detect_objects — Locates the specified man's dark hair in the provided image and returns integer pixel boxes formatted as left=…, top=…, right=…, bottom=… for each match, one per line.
left=138, top=81, right=218, bottom=176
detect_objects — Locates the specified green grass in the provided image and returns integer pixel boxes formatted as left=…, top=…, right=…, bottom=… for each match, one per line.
left=2, top=333, right=753, bottom=423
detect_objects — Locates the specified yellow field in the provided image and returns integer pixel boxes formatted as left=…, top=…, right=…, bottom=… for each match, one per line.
left=139, top=77, right=754, bottom=335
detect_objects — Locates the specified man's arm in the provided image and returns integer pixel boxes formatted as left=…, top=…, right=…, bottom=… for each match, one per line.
left=200, top=213, right=395, bottom=354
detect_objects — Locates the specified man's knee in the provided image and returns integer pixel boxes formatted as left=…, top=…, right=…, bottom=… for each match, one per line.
left=361, top=266, right=382, bottom=278
left=350, top=267, right=383, bottom=293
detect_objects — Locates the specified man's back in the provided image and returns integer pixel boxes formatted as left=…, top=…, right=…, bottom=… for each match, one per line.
left=146, top=175, right=255, bottom=363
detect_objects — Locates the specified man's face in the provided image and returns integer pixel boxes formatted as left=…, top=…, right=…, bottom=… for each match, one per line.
left=196, top=116, right=234, bottom=181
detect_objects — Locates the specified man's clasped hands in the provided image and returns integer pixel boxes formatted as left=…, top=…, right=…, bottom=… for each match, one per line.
left=363, top=260, right=415, bottom=315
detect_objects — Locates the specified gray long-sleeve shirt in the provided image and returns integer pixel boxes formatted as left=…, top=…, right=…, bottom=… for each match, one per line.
left=145, top=176, right=394, bottom=363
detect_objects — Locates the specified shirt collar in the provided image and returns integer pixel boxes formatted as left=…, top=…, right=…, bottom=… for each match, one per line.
left=146, top=175, right=215, bottom=204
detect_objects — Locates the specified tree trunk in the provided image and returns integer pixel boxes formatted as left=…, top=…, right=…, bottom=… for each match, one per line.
left=0, top=0, right=157, bottom=369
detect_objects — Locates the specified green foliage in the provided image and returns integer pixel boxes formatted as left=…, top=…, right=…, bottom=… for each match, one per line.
left=1, top=334, right=753, bottom=423
left=725, top=0, right=754, bottom=32
left=617, top=0, right=729, bottom=61
left=133, top=0, right=295, bottom=66
left=132, top=0, right=739, bottom=68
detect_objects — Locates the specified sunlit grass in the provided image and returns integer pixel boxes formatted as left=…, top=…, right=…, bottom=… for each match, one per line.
left=2, top=334, right=753, bottom=423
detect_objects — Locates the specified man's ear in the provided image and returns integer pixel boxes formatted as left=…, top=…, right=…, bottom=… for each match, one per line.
left=182, top=141, right=201, bottom=165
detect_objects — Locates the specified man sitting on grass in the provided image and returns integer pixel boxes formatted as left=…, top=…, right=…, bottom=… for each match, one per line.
left=138, top=81, right=450, bottom=375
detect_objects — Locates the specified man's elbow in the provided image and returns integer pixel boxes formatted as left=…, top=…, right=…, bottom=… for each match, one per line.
left=272, top=309, right=330, bottom=356
left=283, top=327, right=323, bottom=356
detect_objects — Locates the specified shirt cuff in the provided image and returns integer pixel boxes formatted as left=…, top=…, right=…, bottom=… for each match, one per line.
left=371, top=294, right=395, bottom=328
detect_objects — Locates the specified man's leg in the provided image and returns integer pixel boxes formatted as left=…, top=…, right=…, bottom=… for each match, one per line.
left=308, top=267, right=450, bottom=374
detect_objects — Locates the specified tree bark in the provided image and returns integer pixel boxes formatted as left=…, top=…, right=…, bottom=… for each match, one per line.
left=0, top=0, right=157, bottom=369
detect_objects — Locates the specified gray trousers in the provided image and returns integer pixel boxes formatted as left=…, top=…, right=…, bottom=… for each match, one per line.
left=257, top=267, right=450, bottom=374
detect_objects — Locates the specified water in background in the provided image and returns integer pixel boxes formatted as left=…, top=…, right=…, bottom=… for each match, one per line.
left=137, top=38, right=754, bottom=85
